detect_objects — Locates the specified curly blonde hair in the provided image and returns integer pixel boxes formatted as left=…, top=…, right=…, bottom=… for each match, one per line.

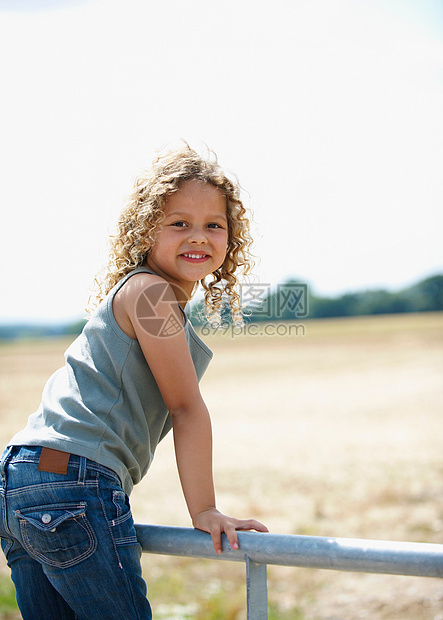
left=89, top=145, right=254, bottom=325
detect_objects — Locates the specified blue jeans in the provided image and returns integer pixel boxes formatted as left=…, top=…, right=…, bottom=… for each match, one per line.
left=0, top=446, right=152, bottom=619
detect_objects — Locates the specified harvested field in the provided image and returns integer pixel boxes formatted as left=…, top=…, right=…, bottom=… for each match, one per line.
left=0, top=312, right=442, bottom=618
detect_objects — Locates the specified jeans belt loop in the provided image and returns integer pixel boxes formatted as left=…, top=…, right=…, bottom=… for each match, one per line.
left=78, top=456, right=87, bottom=485
left=0, top=446, right=13, bottom=479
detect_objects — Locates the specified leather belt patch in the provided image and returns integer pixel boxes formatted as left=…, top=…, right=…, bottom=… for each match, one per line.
left=38, top=447, right=70, bottom=475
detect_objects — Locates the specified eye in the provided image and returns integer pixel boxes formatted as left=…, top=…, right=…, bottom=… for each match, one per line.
left=207, top=223, right=223, bottom=229
left=171, top=221, right=187, bottom=228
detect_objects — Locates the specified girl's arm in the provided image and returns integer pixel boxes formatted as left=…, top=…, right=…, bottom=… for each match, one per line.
left=170, top=392, right=267, bottom=553
left=115, top=274, right=268, bottom=553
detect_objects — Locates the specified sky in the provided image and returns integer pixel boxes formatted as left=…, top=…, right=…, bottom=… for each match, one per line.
left=0, top=0, right=442, bottom=322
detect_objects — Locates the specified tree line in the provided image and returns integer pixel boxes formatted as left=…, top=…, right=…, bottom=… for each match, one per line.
left=307, top=273, right=443, bottom=319
left=190, top=273, right=443, bottom=324
left=0, top=274, right=442, bottom=340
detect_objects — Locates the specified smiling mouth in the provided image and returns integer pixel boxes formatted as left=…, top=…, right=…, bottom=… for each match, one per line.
left=180, top=253, right=211, bottom=262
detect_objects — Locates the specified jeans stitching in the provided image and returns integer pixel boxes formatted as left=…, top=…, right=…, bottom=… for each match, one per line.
left=6, top=449, right=122, bottom=488
left=114, top=536, right=139, bottom=545
left=95, top=474, right=123, bottom=570
left=111, top=510, right=133, bottom=528
left=112, top=490, right=125, bottom=518
left=6, top=480, right=98, bottom=498
left=18, top=512, right=98, bottom=569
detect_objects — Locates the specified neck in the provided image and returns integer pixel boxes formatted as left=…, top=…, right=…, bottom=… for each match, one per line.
left=143, top=260, right=194, bottom=309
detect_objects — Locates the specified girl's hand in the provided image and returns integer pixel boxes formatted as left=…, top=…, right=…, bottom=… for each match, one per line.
left=193, top=508, right=269, bottom=554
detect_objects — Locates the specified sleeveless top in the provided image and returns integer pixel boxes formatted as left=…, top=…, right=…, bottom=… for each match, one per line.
left=9, top=267, right=213, bottom=495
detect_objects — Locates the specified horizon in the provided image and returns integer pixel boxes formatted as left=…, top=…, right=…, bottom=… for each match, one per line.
left=1, top=270, right=440, bottom=326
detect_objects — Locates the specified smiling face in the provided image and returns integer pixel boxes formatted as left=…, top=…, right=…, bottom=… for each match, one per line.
left=145, top=179, right=229, bottom=301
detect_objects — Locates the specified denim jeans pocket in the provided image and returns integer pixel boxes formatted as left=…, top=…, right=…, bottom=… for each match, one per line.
left=109, top=491, right=138, bottom=547
left=15, top=501, right=97, bottom=568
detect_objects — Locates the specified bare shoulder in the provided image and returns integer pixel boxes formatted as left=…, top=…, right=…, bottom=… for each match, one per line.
left=112, top=273, right=167, bottom=338
left=113, top=273, right=182, bottom=339
left=123, top=272, right=167, bottom=296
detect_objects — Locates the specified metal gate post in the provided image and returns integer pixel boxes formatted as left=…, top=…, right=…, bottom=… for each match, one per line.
left=246, top=556, right=268, bottom=620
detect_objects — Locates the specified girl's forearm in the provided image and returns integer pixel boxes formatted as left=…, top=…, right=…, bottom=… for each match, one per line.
left=171, top=404, right=216, bottom=521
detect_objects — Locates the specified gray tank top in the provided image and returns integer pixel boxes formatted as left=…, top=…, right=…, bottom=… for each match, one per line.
left=9, top=268, right=213, bottom=495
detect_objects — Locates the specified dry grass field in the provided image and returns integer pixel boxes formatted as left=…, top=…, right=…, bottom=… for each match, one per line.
left=0, top=312, right=442, bottom=619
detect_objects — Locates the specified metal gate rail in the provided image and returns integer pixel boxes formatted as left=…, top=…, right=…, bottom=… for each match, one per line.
left=135, top=524, right=443, bottom=619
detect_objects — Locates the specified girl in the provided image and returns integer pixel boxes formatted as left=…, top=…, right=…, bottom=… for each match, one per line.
left=0, top=145, right=268, bottom=619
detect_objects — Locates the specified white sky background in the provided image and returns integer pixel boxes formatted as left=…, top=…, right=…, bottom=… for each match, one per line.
left=0, top=0, right=442, bottom=322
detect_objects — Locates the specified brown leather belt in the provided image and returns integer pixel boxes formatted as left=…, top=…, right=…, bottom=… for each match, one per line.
left=38, top=447, right=70, bottom=475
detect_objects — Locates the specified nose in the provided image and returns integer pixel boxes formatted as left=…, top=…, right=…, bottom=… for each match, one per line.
left=187, top=226, right=208, bottom=244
